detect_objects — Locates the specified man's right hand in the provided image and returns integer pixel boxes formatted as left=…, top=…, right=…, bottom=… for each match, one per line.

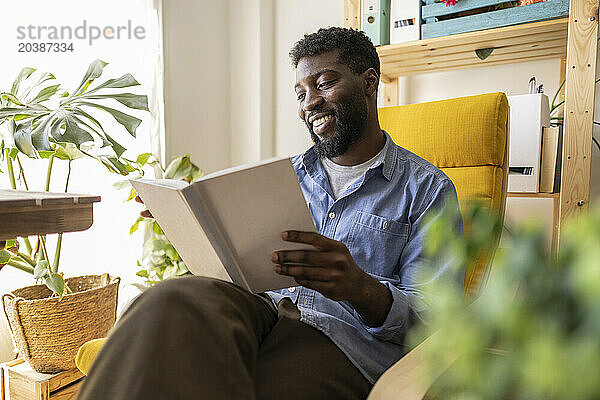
left=135, top=195, right=153, bottom=218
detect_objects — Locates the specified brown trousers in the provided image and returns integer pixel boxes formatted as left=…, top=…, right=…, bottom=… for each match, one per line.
left=77, top=277, right=372, bottom=400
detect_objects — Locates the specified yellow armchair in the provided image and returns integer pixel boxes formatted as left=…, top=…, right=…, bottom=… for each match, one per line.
left=77, top=92, right=509, bottom=400
left=368, top=92, right=509, bottom=399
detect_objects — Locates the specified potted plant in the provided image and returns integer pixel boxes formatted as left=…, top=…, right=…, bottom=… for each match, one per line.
left=125, top=154, right=203, bottom=286
left=0, top=60, right=150, bottom=373
left=413, top=203, right=600, bottom=399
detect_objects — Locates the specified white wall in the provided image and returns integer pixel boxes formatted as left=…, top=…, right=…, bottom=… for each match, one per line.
left=274, top=0, right=344, bottom=157
left=162, top=0, right=231, bottom=173
left=229, top=0, right=275, bottom=165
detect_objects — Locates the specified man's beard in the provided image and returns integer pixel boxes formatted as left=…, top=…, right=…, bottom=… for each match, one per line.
left=307, top=90, right=368, bottom=159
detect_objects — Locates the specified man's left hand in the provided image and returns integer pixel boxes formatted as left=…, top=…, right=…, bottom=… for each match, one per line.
left=271, top=230, right=393, bottom=327
left=271, top=230, right=365, bottom=302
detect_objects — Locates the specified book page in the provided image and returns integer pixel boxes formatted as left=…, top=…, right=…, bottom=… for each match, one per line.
left=185, top=158, right=316, bottom=293
left=130, top=179, right=231, bottom=283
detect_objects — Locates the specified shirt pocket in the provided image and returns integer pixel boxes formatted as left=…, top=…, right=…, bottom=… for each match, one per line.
left=347, top=211, right=410, bottom=276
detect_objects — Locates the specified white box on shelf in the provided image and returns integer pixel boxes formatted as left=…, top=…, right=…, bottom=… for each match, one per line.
left=390, top=0, right=420, bottom=44
left=507, top=93, right=551, bottom=192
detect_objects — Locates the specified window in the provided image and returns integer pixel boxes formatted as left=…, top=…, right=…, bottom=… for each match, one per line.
left=0, top=0, right=164, bottom=293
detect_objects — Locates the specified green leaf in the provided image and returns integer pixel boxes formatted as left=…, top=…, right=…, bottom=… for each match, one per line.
left=136, top=269, right=149, bottom=278
left=5, top=239, right=18, bottom=252
left=69, top=107, right=128, bottom=157
left=0, top=249, right=12, bottom=264
left=21, top=72, right=56, bottom=101
left=11, top=67, right=36, bottom=95
left=77, top=101, right=141, bottom=137
left=163, top=264, right=178, bottom=280
left=151, top=238, right=169, bottom=252
left=0, top=107, right=43, bottom=119
left=164, top=155, right=192, bottom=180
left=99, top=156, right=130, bottom=175
left=176, top=261, right=189, bottom=276
left=71, top=114, right=104, bottom=140
left=153, top=221, right=164, bottom=235
left=88, top=73, right=140, bottom=92
left=33, top=260, right=49, bottom=279
left=38, top=150, right=56, bottom=159
left=13, top=122, right=38, bottom=157
left=130, top=216, right=144, bottom=234
left=164, top=154, right=203, bottom=182
left=127, top=187, right=137, bottom=201
left=136, top=153, right=153, bottom=165
left=104, top=133, right=127, bottom=158
left=54, top=142, right=85, bottom=161
left=165, top=244, right=179, bottom=261
left=45, top=273, right=65, bottom=298
left=31, top=84, right=61, bottom=104
left=1, top=93, right=24, bottom=106
left=72, top=60, right=108, bottom=96
left=475, top=48, right=494, bottom=60
left=80, top=93, right=149, bottom=111
left=29, top=115, right=55, bottom=151
left=69, top=106, right=105, bottom=132
left=8, top=148, right=18, bottom=159
left=51, top=116, right=94, bottom=147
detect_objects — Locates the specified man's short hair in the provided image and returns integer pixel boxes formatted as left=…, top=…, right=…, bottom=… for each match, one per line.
left=289, top=27, right=380, bottom=77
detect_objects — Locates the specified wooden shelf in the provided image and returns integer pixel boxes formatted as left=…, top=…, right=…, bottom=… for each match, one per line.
left=377, top=18, right=568, bottom=81
left=507, top=192, right=560, bottom=199
left=0, top=190, right=101, bottom=240
left=343, top=0, right=598, bottom=251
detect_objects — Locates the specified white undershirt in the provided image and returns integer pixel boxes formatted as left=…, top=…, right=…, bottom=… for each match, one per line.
left=321, top=137, right=388, bottom=199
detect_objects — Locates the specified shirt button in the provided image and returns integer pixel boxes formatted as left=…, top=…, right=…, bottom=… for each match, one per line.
left=329, top=212, right=336, bottom=219
left=288, top=287, right=296, bottom=293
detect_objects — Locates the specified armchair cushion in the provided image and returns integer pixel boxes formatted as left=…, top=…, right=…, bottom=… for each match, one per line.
left=379, top=92, right=509, bottom=296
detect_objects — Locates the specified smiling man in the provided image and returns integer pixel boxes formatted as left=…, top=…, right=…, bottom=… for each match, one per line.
left=78, top=27, right=461, bottom=400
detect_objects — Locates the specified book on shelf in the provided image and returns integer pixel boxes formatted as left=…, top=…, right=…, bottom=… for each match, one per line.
left=539, top=125, right=562, bottom=193
left=130, top=157, right=316, bottom=293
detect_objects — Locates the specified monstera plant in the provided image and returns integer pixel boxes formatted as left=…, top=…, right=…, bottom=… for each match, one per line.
left=0, top=60, right=149, bottom=298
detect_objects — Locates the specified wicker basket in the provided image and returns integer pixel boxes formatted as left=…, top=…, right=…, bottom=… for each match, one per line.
left=2, top=274, right=120, bottom=373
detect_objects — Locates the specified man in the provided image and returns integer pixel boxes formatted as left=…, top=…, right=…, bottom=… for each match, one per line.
left=78, top=27, right=461, bottom=400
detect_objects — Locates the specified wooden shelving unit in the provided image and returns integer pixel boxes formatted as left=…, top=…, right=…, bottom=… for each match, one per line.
left=376, top=18, right=568, bottom=80
left=344, top=0, right=598, bottom=250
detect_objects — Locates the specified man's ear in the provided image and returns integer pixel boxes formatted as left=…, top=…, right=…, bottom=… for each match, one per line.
left=363, top=68, right=379, bottom=97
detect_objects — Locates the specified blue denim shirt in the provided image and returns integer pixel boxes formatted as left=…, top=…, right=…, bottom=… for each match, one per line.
left=267, top=131, right=462, bottom=384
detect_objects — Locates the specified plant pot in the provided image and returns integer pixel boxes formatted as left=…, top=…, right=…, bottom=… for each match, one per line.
left=1, top=274, right=120, bottom=373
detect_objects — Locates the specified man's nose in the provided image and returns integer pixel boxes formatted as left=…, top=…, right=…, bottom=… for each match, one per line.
left=303, top=89, right=324, bottom=112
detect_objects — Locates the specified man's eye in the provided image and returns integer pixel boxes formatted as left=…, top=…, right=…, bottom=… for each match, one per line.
left=318, top=80, right=335, bottom=90
left=297, top=93, right=305, bottom=101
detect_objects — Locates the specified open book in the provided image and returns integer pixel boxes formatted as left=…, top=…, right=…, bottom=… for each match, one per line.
left=130, top=157, right=316, bottom=293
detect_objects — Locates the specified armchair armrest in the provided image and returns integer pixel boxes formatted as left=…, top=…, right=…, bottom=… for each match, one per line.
left=367, top=330, right=459, bottom=400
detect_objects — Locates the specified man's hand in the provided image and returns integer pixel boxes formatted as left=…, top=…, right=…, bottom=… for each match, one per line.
left=134, top=195, right=153, bottom=218
left=271, top=230, right=393, bottom=327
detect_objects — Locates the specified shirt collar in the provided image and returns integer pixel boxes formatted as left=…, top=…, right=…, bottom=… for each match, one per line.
left=301, top=130, right=396, bottom=181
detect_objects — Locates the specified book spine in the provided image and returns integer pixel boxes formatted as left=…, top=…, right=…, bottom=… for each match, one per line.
left=179, top=187, right=251, bottom=291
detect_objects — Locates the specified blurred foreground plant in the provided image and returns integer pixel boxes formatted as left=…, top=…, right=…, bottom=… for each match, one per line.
left=412, top=203, right=600, bottom=400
